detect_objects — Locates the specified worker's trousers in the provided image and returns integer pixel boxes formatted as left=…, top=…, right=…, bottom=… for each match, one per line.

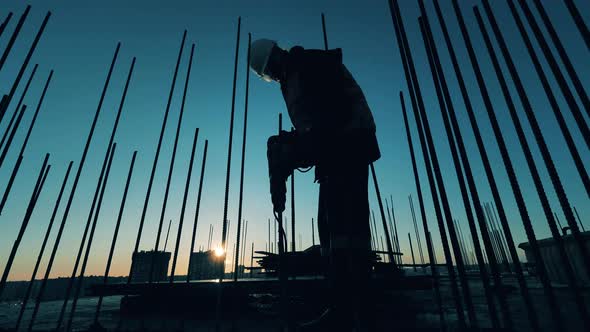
left=316, top=159, right=372, bottom=316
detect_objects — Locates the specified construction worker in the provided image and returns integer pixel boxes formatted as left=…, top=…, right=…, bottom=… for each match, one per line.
left=250, top=39, right=380, bottom=331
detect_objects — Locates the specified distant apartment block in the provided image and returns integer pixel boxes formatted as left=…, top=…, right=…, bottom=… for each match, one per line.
left=188, top=250, right=224, bottom=280
left=130, top=250, right=171, bottom=282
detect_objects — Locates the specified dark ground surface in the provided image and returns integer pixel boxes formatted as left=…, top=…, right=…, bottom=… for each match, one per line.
left=0, top=272, right=588, bottom=331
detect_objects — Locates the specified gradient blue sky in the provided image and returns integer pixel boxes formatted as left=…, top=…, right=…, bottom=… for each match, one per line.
left=0, top=0, right=588, bottom=281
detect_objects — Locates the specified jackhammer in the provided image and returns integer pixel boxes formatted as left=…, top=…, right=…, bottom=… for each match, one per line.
left=267, top=117, right=300, bottom=331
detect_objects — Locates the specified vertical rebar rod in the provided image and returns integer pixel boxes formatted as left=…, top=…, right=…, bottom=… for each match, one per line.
left=218, top=16, right=241, bottom=282
left=0, top=11, right=49, bottom=125
left=431, top=0, right=541, bottom=329
left=268, top=218, right=271, bottom=252
left=154, top=42, right=195, bottom=270
left=529, top=0, right=590, bottom=119
left=455, top=221, right=470, bottom=268
left=518, top=0, right=590, bottom=138
left=409, top=195, right=424, bottom=264
left=418, top=14, right=503, bottom=327
left=369, top=210, right=377, bottom=251
left=15, top=161, right=72, bottom=331
left=487, top=202, right=511, bottom=266
left=483, top=0, right=590, bottom=322
left=453, top=1, right=563, bottom=328
left=188, top=139, right=208, bottom=282
left=0, top=69, right=52, bottom=214
left=27, top=43, right=120, bottom=332
left=250, top=243, right=254, bottom=278
left=0, top=104, right=26, bottom=168
left=574, top=207, right=586, bottom=232
left=512, top=0, right=590, bottom=273
left=164, top=219, right=173, bottom=252
left=0, top=153, right=49, bottom=297
left=171, top=128, right=199, bottom=282
left=311, top=218, right=315, bottom=247
left=234, top=33, right=251, bottom=281
left=209, top=225, right=214, bottom=251
left=483, top=204, right=508, bottom=271
left=0, top=63, right=37, bottom=154
left=408, top=233, right=416, bottom=272
left=57, top=54, right=133, bottom=330
left=0, top=5, right=30, bottom=74
left=0, top=12, right=13, bottom=39
left=128, top=31, right=186, bottom=283
left=564, top=0, right=590, bottom=50
left=506, top=1, right=590, bottom=200
left=291, top=164, right=295, bottom=252
left=389, top=1, right=472, bottom=325
left=94, top=151, right=137, bottom=323
left=389, top=197, right=402, bottom=265
left=369, top=164, right=396, bottom=263
left=215, top=18, right=241, bottom=331
left=65, top=143, right=117, bottom=331
left=241, top=220, right=248, bottom=278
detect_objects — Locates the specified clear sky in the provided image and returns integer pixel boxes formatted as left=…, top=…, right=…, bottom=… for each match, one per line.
left=0, top=0, right=588, bottom=281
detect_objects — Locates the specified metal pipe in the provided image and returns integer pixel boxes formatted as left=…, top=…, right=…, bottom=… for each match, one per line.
left=0, top=63, right=37, bottom=154
left=171, top=128, right=199, bottom=282
left=0, top=10, right=49, bottom=125
left=57, top=53, right=132, bottom=330
left=564, top=0, right=590, bottom=50
left=389, top=1, right=472, bottom=325
left=0, top=69, right=52, bottom=215
left=418, top=14, right=504, bottom=327
left=0, top=5, right=30, bottom=74
left=234, top=33, right=251, bottom=280
left=0, top=12, right=13, bottom=39
left=94, top=151, right=137, bottom=323
left=27, top=43, right=120, bottom=332
left=65, top=143, right=117, bottom=331
left=453, top=1, right=563, bottom=328
left=0, top=153, right=49, bottom=297
left=430, top=0, right=540, bottom=329
left=15, top=161, right=72, bottom=331
left=128, top=31, right=186, bottom=283
left=188, top=139, right=208, bottom=282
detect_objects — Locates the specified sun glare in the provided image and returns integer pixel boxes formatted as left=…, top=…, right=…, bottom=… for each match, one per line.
left=214, top=247, right=225, bottom=257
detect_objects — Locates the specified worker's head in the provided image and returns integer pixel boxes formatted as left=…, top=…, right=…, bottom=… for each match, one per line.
left=250, top=39, right=286, bottom=82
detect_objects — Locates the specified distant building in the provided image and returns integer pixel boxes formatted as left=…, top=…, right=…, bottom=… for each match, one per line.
left=130, top=250, right=171, bottom=282
left=519, top=230, right=590, bottom=285
left=188, top=250, right=224, bottom=280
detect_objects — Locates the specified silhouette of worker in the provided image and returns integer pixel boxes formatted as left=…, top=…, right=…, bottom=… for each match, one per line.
left=250, top=39, right=380, bottom=331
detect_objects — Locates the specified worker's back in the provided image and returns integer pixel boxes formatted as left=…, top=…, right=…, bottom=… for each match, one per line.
left=279, top=46, right=376, bottom=134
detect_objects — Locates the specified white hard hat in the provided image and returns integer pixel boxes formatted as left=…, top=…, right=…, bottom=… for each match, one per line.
left=250, top=39, right=277, bottom=82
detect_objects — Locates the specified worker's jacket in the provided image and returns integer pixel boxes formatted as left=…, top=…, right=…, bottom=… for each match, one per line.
left=279, top=46, right=380, bottom=166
